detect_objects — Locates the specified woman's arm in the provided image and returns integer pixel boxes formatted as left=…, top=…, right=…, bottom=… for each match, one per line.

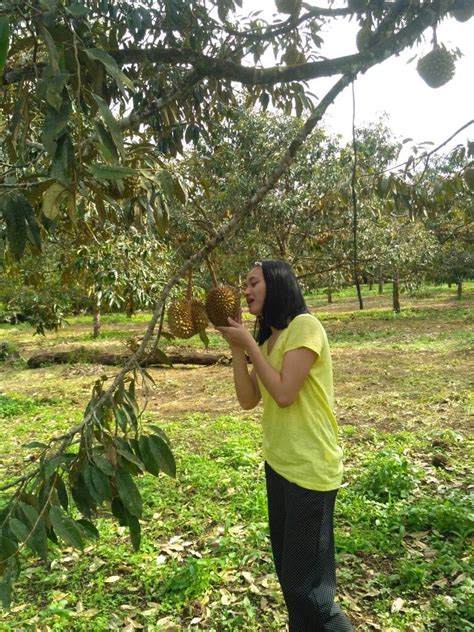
left=230, top=346, right=261, bottom=410
left=247, top=343, right=316, bottom=407
left=219, top=319, right=316, bottom=408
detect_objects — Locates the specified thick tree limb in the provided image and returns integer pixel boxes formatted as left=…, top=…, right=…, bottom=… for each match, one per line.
left=1, top=1, right=456, bottom=89
left=26, top=349, right=232, bottom=368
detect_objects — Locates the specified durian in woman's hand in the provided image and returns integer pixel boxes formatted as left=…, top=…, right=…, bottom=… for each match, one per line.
left=205, top=257, right=240, bottom=327
left=205, top=285, right=240, bottom=327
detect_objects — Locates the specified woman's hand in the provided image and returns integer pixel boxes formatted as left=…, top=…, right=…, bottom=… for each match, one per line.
left=217, top=318, right=256, bottom=353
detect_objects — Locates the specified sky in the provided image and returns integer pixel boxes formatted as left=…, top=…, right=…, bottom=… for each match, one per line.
left=240, top=1, right=473, bottom=157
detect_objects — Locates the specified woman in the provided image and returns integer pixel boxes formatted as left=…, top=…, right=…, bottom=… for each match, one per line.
left=218, top=259, right=352, bottom=632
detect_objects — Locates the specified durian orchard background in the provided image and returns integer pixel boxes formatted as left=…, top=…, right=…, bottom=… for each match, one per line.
left=0, top=0, right=473, bottom=628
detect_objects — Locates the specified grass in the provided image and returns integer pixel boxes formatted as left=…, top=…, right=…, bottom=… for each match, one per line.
left=0, top=282, right=473, bottom=631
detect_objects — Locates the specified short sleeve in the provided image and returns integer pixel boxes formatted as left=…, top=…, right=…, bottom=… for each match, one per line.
left=283, top=314, right=325, bottom=356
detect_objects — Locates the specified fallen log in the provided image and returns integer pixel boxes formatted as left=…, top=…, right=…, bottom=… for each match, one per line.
left=27, top=348, right=232, bottom=368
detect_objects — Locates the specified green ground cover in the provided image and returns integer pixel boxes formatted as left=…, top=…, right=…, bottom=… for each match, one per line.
left=0, top=284, right=472, bottom=631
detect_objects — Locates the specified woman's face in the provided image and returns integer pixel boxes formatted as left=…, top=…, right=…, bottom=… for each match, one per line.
left=244, top=266, right=266, bottom=316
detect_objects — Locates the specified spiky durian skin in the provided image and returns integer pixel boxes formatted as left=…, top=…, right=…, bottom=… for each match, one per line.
left=205, top=286, right=240, bottom=327
left=190, top=299, right=209, bottom=332
left=167, top=299, right=197, bottom=339
left=463, top=167, right=474, bottom=192
left=275, top=0, right=302, bottom=15
left=417, top=48, right=455, bottom=88
left=168, top=298, right=209, bottom=338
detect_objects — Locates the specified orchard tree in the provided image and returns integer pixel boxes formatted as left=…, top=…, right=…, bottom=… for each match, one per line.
left=0, top=0, right=473, bottom=606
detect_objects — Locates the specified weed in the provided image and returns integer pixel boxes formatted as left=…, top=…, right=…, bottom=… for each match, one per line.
left=353, top=450, right=422, bottom=502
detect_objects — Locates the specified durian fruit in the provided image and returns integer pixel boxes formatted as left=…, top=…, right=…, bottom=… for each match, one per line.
left=275, top=0, right=302, bottom=16
left=417, top=46, right=455, bottom=88
left=205, top=258, right=240, bottom=327
left=167, top=299, right=196, bottom=338
left=206, top=286, right=240, bottom=327
left=450, top=0, right=474, bottom=22
left=282, top=44, right=305, bottom=65
left=190, top=299, right=209, bottom=332
left=348, top=0, right=368, bottom=13
left=356, top=20, right=373, bottom=51
left=463, top=166, right=474, bottom=191
left=167, top=269, right=209, bottom=338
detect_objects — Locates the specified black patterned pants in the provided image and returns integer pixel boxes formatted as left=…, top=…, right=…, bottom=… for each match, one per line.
left=265, top=462, right=353, bottom=632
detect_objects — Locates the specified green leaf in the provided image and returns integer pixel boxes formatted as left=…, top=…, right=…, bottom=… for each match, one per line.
left=85, top=48, right=134, bottom=94
left=111, top=497, right=128, bottom=526
left=0, top=191, right=27, bottom=260
left=157, top=170, right=174, bottom=198
left=71, top=476, right=96, bottom=518
left=93, top=95, right=125, bottom=161
left=76, top=519, right=99, bottom=540
left=93, top=453, right=115, bottom=476
left=115, top=469, right=143, bottom=518
left=89, top=164, right=136, bottom=181
left=0, top=16, right=10, bottom=76
left=91, top=465, right=113, bottom=502
left=39, top=26, right=60, bottom=73
left=49, top=506, right=84, bottom=550
left=138, top=436, right=159, bottom=477
left=8, top=518, right=30, bottom=545
left=17, top=503, right=47, bottom=560
left=45, top=71, right=69, bottom=111
left=173, top=176, right=188, bottom=205
left=55, top=476, right=69, bottom=511
left=148, top=425, right=171, bottom=445
left=42, top=182, right=69, bottom=220
left=125, top=510, right=141, bottom=551
left=148, top=434, right=176, bottom=478
left=22, top=441, right=48, bottom=449
left=42, top=455, right=62, bottom=480
left=113, top=405, right=132, bottom=433
left=151, top=198, right=169, bottom=236
left=0, top=536, right=17, bottom=573
left=65, top=2, right=89, bottom=17
left=42, top=103, right=70, bottom=157
left=199, top=330, right=210, bottom=349
left=40, top=0, right=58, bottom=10
left=50, top=133, right=74, bottom=187
left=23, top=203, right=42, bottom=251
left=0, top=576, right=12, bottom=609
left=95, top=121, right=119, bottom=164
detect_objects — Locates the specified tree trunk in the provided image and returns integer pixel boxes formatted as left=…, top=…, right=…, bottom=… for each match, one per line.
left=92, top=294, right=101, bottom=338
left=327, top=281, right=332, bottom=304
left=126, top=291, right=135, bottom=318
left=27, top=349, right=232, bottom=368
left=392, top=271, right=400, bottom=313
left=456, top=281, right=462, bottom=299
left=355, top=274, right=363, bottom=310
left=369, top=275, right=373, bottom=291
left=378, top=266, right=384, bottom=295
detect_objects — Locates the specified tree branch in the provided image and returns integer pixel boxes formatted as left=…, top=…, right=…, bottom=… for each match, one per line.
left=1, top=2, right=455, bottom=88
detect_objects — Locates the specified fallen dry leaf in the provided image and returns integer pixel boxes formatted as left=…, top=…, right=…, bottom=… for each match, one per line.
left=390, top=597, right=405, bottom=613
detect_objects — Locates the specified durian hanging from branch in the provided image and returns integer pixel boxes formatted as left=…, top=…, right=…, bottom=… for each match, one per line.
left=167, top=268, right=209, bottom=339
left=205, top=257, right=240, bottom=327
left=463, top=164, right=474, bottom=192
left=416, top=26, right=456, bottom=89
left=356, top=14, right=374, bottom=52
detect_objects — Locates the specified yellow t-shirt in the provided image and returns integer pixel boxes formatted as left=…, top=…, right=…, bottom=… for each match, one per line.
left=257, top=313, right=343, bottom=491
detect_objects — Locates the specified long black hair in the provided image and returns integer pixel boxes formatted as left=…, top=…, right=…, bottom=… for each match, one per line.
left=255, top=259, right=309, bottom=345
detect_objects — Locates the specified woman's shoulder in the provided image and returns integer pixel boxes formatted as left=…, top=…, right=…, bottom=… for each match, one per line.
left=290, top=312, right=320, bottom=327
